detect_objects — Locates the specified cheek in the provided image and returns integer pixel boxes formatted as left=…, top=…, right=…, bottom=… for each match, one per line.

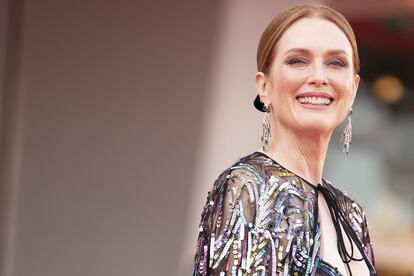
left=273, top=67, right=307, bottom=96
left=329, top=75, right=354, bottom=121
left=329, top=74, right=354, bottom=100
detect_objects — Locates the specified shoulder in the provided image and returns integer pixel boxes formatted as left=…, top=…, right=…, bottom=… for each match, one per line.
left=194, top=152, right=317, bottom=274
left=197, top=151, right=269, bottom=222
left=323, top=181, right=373, bottom=246
left=200, top=150, right=310, bottom=235
left=209, top=151, right=289, bottom=192
left=229, top=151, right=300, bottom=183
left=208, top=151, right=304, bottom=202
left=203, top=151, right=274, bottom=214
left=323, top=180, right=376, bottom=266
left=323, top=180, right=366, bottom=222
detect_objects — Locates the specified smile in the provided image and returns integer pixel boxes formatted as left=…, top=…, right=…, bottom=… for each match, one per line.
left=296, top=96, right=333, bottom=106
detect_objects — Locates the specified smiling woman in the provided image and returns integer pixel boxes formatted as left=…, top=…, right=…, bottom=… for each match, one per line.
left=192, top=4, right=377, bottom=276
left=256, top=17, right=360, bottom=150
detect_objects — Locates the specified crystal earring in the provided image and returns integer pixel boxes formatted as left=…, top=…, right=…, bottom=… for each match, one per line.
left=261, top=104, right=271, bottom=152
left=341, top=108, right=353, bottom=156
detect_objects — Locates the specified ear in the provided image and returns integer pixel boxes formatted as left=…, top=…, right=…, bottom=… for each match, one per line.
left=255, top=72, right=271, bottom=106
left=350, top=74, right=360, bottom=106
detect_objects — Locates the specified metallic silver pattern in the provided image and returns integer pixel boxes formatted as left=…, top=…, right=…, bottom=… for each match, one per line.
left=192, top=151, right=375, bottom=276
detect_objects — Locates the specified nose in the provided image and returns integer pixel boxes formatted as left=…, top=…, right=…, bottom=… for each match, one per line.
left=307, top=61, right=328, bottom=87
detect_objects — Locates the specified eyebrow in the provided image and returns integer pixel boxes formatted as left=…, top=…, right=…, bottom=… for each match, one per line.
left=284, top=48, right=349, bottom=56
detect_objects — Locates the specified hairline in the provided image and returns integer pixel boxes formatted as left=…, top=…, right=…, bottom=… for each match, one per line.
left=261, top=10, right=359, bottom=75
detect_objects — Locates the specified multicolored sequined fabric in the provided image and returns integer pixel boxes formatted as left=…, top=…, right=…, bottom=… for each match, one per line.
left=192, top=151, right=375, bottom=276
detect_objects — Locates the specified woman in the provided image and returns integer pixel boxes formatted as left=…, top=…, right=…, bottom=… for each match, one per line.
left=193, top=4, right=376, bottom=276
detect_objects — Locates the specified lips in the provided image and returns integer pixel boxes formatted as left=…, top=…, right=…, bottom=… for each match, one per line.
left=296, top=92, right=334, bottom=106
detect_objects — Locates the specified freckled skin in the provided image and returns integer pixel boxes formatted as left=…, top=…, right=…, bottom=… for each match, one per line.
left=257, top=17, right=360, bottom=136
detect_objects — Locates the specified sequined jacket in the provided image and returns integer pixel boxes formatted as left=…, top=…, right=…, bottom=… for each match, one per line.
left=192, top=151, right=375, bottom=276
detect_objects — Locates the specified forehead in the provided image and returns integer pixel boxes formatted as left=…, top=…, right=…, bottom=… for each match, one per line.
left=277, top=17, right=353, bottom=56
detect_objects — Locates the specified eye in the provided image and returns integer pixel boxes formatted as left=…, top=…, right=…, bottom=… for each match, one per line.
left=328, top=58, right=347, bottom=68
left=286, top=57, right=308, bottom=66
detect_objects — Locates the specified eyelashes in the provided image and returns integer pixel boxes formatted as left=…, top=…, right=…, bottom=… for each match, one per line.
left=328, top=58, right=347, bottom=67
left=285, top=57, right=349, bottom=68
left=286, top=57, right=308, bottom=65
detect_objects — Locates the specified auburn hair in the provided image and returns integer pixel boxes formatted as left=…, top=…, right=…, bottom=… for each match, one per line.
left=257, top=4, right=360, bottom=74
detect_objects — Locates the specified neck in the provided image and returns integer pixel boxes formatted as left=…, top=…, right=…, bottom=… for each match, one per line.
left=264, top=124, right=332, bottom=185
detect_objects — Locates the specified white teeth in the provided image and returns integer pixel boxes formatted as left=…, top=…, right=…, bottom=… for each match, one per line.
left=297, top=96, right=332, bottom=105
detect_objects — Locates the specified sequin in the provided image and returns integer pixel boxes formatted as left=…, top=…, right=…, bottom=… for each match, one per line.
left=192, top=151, right=375, bottom=276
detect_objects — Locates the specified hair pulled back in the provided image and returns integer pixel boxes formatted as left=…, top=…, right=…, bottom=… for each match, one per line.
left=257, top=4, right=360, bottom=74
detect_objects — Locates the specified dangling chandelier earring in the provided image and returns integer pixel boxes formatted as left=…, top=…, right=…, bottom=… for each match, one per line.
left=341, top=107, right=353, bottom=156
left=261, top=104, right=271, bottom=152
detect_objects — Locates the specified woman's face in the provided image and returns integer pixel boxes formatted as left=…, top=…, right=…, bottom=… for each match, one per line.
left=256, top=17, right=360, bottom=136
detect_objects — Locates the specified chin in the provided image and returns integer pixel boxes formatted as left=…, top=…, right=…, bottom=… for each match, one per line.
left=296, top=118, right=335, bottom=135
